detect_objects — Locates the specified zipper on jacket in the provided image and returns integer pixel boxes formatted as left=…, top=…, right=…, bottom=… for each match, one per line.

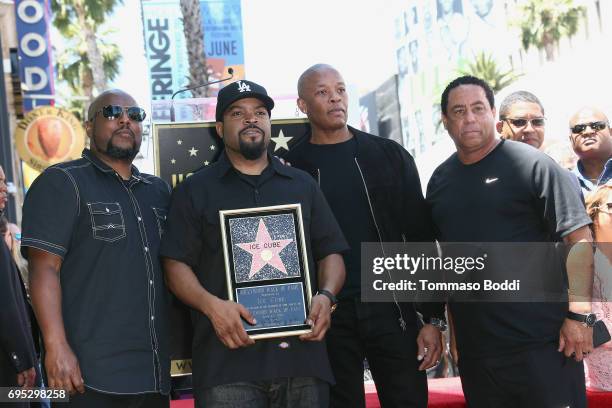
left=354, top=158, right=407, bottom=332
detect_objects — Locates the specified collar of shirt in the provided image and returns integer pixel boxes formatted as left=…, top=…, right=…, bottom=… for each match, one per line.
left=212, top=150, right=294, bottom=181
left=81, top=149, right=151, bottom=184
left=573, top=157, right=612, bottom=191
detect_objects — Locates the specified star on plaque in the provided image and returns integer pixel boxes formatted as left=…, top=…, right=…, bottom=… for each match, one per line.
left=170, top=158, right=176, bottom=164
left=236, top=219, right=293, bottom=278
left=271, top=129, right=293, bottom=152
left=177, top=140, right=183, bottom=145
left=188, top=147, right=198, bottom=157
left=210, top=145, right=216, bottom=151
left=204, top=161, right=210, bottom=166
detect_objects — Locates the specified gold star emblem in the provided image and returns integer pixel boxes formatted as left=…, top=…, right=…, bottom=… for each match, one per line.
left=271, top=129, right=293, bottom=152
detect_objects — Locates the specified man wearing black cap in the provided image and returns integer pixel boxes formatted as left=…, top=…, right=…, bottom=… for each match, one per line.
left=160, top=80, right=348, bottom=408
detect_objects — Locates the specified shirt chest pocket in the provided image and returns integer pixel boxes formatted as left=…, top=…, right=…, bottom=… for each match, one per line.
left=87, top=202, right=126, bottom=242
left=152, top=207, right=167, bottom=238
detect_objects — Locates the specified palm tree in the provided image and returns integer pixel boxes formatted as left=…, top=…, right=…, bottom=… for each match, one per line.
left=458, top=52, right=522, bottom=93
left=180, top=0, right=210, bottom=97
left=513, top=0, right=586, bottom=61
left=51, top=0, right=122, bottom=95
left=54, top=30, right=121, bottom=118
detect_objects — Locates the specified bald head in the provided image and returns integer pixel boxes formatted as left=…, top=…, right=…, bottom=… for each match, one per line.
left=569, top=106, right=609, bottom=127
left=297, top=64, right=342, bottom=98
left=569, top=106, right=612, bottom=161
left=87, top=89, right=137, bottom=122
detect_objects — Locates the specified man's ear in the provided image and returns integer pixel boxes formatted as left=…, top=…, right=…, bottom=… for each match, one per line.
left=496, top=121, right=504, bottom=134
left=296, top=98, right=307, bottom=115
left=441, top=114, right=448, bottom=131
left=85, top=120, right=93, bottom=139
left=215, top=122, right=224, bottom=139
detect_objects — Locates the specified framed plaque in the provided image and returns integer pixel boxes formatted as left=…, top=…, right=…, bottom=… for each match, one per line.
left=220, top=204, right=313, bottom=339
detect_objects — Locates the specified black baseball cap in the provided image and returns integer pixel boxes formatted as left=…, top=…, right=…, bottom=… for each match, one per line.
left=215, top=80, right=275, bottom=122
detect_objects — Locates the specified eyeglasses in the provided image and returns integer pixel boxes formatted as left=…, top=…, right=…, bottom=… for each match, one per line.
left=94, top=105, right=147, bottom=122
left=503, top=117, right=546, bottom=128
left=570, top=121, right=608, bottom=135
left=597, top=203, right=612, bottom=214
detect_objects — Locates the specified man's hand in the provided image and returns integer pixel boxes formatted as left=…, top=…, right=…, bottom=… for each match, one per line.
left=558, top=318, right=593, bottom=362
left=44, top=341, right=84, bottom=395
left=16, top=367, right=36, bottom=388
left=300, top=295, right=331, bottom=341
left=206, top=297, right=256, bottom=349
left=416, top=324, right=443, bottom=371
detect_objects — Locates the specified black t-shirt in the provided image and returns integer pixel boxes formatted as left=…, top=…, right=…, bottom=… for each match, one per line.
left=427, top=140, right=591, bottom=359
left=296, top=138, right=379, bottom=299
left=160, top=152, right=348, bottom=389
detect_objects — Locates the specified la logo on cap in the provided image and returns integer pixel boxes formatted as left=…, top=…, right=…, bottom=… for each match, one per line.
left=237, top=81, right=251, bottom=93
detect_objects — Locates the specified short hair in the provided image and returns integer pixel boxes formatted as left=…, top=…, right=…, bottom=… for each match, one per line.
left=499, top=91, right=545, bottom=120
left=440, top=75, right=495, bottom=115
left=297, top=63, right=338, bottom=98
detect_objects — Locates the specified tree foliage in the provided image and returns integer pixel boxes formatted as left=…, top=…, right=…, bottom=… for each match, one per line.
left=458, top=52, right=522, bottom=93
left=513, top=0, right=586, bottom=61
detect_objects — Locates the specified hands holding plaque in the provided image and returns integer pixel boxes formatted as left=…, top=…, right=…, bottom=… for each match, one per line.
left=220, top=204, right=316, bottom=340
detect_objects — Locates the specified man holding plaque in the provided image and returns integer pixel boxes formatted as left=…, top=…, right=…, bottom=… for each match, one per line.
left=161, top=79, right=348, bottom=407
left=284, top=64, right=444, bottom=407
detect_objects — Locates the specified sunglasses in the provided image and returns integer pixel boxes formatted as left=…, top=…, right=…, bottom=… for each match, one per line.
left=570, top=121, right=608, bottom=135
left=504, top=117, right=545, bottom=128
left=95, top=105, right=147, bottom=122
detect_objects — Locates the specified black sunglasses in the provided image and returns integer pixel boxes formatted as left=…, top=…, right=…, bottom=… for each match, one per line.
left=95, top=105, right=147, bottom=122
left=504, top=117, right=545, bottom=128
left=570, top=121, right=608, bottom=135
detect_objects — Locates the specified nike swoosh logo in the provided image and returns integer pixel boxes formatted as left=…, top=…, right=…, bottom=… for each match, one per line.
left=485, top=178, right=499, bottom=184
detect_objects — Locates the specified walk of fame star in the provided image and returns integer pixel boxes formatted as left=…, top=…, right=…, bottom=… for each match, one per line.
left=236, top=219, right=293, bottom=278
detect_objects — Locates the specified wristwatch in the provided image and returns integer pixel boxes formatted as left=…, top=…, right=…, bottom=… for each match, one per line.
left=316, top=289, right=338, bottom=313
left=566, top=311, right=597, bottom=327
left=424, top=317, right=447, bottom=332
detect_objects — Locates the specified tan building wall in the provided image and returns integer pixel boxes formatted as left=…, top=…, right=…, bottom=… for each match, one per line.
left=1, top=1, right=25, bottom=222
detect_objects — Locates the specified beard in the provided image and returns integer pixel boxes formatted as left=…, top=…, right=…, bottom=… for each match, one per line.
left=237, top=125, right=267, bottom=160
left=239, top=137, right=266, bottom=160
left=94, top=130, right=140, bottom=161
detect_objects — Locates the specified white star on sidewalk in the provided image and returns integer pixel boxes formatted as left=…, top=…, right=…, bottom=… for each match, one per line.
left=188, top=147, right=198, bottom=157
left=271, top=129, right=293, bottom=152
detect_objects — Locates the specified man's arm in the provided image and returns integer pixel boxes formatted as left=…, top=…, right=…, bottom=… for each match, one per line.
left=559, top=225, right=594, bottom=361
left=28, top=248, right=84, bottom=394
left=0, top=245, right=36, bottom=386
left=300, top=253, right=345, bottom=342
left=162, top=258, right=255, bottom=349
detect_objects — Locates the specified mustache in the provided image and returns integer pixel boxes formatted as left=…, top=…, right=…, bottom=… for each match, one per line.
left=239, top=124, right=265, bottom=136
left=112, top=126, right=136, bottom=138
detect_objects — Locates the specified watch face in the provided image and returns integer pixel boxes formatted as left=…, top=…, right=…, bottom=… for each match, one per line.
left=586, top=314, right=597, bottom=326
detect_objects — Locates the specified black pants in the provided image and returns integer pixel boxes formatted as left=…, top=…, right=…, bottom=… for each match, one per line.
left=326, top=299, right=427, bottom=408
left=459, top=343, right=586, bottom=408
left=52, top=388, right=169, bottom=408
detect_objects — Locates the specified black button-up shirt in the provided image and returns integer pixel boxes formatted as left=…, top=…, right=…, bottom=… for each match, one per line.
left=21, top=149, right=171, bottom=394
left=160, top=152, right=348, bottom=389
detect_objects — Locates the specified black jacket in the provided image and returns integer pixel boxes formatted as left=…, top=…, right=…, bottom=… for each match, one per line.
left=284, top=126, right=443, bottom=319
left=0, top=241, right=37, bottom=386
left=285, top=125, right=433, bottom=243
